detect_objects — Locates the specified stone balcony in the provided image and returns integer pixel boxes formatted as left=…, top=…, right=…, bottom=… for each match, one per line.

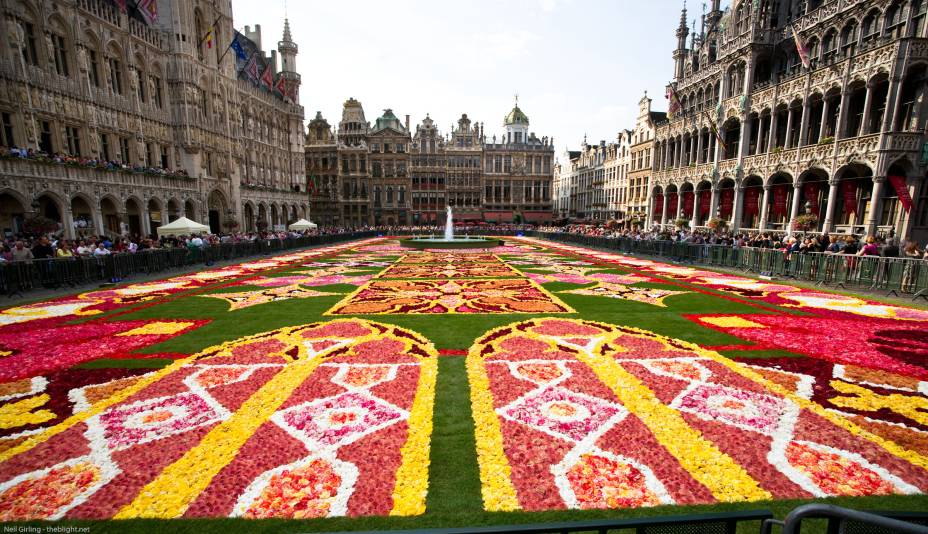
left=0, top=158, right=197, bottom=194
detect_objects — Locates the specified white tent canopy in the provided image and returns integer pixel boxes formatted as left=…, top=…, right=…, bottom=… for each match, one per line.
left=288, top=219, right=317, bottom=231
left=156, top=216, right=210, bottom=237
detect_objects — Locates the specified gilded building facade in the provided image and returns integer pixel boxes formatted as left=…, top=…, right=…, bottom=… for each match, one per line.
left=307, top=99, right=555, bottom=226
left=649, top=0, right=928, bottom=241
left=0, top=0, right=308, bottom=238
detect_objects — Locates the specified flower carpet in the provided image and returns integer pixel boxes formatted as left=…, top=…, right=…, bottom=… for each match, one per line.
left=0, top=237, right=926, bottom=530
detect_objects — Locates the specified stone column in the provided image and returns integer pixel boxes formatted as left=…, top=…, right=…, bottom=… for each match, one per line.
left=787, top=183, right=803, bottom=236
left=859, top=84, right=873, bottom=136
left=865, top=177, right=885, bottom=236
left=756, top=116, right=766, bottom=155
left=690, top=135, right=698, bottom=165
left=784, top=107, right=795, bottom=149
left=836, top=87, right=851, bottom=139
left=709, top=184, right=720, bottom=218
left=731, top=184, right=744, bottom=231
left=92, top=202, right=105, bottom=237
left=738, top=114, right=751, bottom=159
left=676, top=190, right=684, bottom=219
left=822, top=179, right=840, bottom=233
left=141, top=206, right=151, bottom=237
left=696, top=130, right=704, bottom=164
left=883, top=77, right=903, bottom=132
left=818, top=98, right=831, bottom=141
left=758, top=184, right=771, bottom=231
left=690, top=189, right=700, bottom=228
left=660, top=194, right=669, bottom=226
left=62, top=207, right=75, bottom=240
left=646, top=191, right=654, bottom=227
left=798, top=100, right=811, bottom=146
left=767, top=112, right=778, bottom=152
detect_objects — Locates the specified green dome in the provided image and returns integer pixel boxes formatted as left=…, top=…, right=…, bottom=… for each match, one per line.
left=504, top=105, right=529, bottom=126
left=373, top=108, right=406, bottom=133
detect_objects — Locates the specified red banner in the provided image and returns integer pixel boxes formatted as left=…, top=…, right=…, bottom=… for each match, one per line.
left=654, top=194, right=663, bottom=215
left=841, top=180, right=858, bottom=215
left=773, top=184, right=789, bottom=218
left=683, top=191, right=694, bottom=217
left=744, top=187, right=760, bottom=217
left=888, top=175, right=913, bottom=212
left=803, top=182, right=820, bottom=215
left=668, top=193, right=679, bottom=217
left=720, top=189, right=734, bottom=218
left=699, top=189, right=711, bottom=216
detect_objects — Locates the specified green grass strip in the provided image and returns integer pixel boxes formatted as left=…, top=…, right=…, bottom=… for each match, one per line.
left=75, top=358, right=175, bottom=369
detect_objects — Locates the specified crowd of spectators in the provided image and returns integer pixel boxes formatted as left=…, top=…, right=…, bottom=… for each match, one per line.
left=1, top=145, right=189, bottom=178
left=536, top=223, right=928, bottom=260
left=0, top=229, right=314, bottom=263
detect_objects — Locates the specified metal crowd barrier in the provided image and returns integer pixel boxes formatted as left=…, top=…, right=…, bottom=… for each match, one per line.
left=0, top=232, right=377, bottom=297
left=526, top=232, right=928, bottom=299
left=761, top=503, right=928, bottom=534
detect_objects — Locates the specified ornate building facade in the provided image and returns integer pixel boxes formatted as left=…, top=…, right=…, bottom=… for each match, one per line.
left=0, top=0, right=308, bottom=238
left=649, top=0, right=928, bottom=241
left=307, top=99, right=555, bottom=226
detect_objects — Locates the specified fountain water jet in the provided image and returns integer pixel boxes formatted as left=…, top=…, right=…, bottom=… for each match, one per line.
left=399, top=205, right=502, bottom=249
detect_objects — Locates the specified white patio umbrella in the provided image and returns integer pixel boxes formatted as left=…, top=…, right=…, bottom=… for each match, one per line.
left=288, top=219, right=317, bottom=231
left=156, top=216, right=210, bottom=237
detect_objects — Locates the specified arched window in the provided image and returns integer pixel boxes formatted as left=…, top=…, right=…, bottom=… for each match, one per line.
left=149, top=63, right=163, bottom=107
left=821, top=29, right=838, bottom=61
left=885, top=2, right=906, bottom=39
left=48, top=18, right=71, bottom=77
left=106, top=43, right=124, bottom=94
left=861, top=9, right=880, bottom=43
left=194, top=10, right=205, bottom=61
left=912, top=0, right=927, bottom=37
left=134, top=55, right=146, bottom=103
left=840, top=21, right=859, bottom=56
left=386, top=187, right=394, bottom=204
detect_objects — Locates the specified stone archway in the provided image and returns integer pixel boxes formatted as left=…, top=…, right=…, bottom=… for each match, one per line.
left=243, top=203, right=255, bottom=232
left=125, top=198, right=143, bottom=236
left=207, top=190, right=228, bottom=234
left=101, top=197, right=121, bottom=236
left=184, top=199, right=197, bottom=222
left=147, top=198, right=163, bottom=236
left=167, top=199, right=181, bottom=223
left=0, top=191, right=26, bottom=236
left=70, top=195, right=95, bottom=237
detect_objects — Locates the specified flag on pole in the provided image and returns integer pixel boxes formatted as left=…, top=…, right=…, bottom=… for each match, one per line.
left=274, top=75, right=288, bottom=96
left=135, top=0, right=159, bottom=25
left=112, top=0, right=127, bottom=12
left=703, top=110, right=727, bottom=156
left=260, top=65, right=274, bottom=90
left=792, top=25, right=810, bottom=69
left=244, top=54, right=260, bottom=82
left=205, top=27, right=214, bottom=48
left=666, top=85, right=682, bottom=120
left=229, top=30, right=249, bottom=61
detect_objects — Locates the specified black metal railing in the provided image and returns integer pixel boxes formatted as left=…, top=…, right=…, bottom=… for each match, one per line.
left=761, top=503, right=928, bottom=534
left=0, top=232, right=377, bottom=297
left=526, top=232, right=928, bottom=299
left=335, top=509, right=773, bottom=534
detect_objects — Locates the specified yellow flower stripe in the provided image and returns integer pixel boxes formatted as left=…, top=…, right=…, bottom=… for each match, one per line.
left=115, top=350, right=323, bottom=518
left=702, top=349, right=928, bottom=471
left=465, top=351, right=520, bottom=512
left=0, top=357, right=195, bottom=464
left=576, top=346, right=772, bottom=503
left=390, top=355, right=438, bottom=516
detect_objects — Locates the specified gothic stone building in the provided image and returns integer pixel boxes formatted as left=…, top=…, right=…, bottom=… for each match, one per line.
left=306, top=98, right=555, bottom=226
left=0, top=0, right=308, bottom=238
left=649, top=0, right=928, bottom=242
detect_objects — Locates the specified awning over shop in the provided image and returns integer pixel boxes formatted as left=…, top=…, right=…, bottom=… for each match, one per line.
left=454, top=211, right=483, bottom=220
left=522, top=211, right=554, bottom=223
left=484, top=211, right=513, bottom=222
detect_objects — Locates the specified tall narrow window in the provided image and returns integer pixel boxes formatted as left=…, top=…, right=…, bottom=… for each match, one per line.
left=108, top=55, right=123, bottom=94
left=51, top=33, right=69, bottom=76
left=65, top=126, right=81, bottom=155
left=150, top=75, right=163, bottom=107
left=88, top=49, right=100, bottom=87
left=100, top=133, right=110, bottom=161
left=0, top=112, right=14, bottom=147
left=38, top=120, right=52, bottom=154
left=119, top=136, right=130, bottom=163
left=20, top=21, right=38, bottom=66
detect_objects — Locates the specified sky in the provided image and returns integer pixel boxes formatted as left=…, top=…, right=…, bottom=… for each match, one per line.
left=231, top=0, right=689, bottom=156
